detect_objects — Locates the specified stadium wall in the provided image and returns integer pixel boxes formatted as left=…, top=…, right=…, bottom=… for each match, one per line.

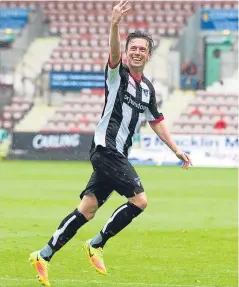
left=6, top=131, right=239, bottom=168
left=129, top=133, right=239, bottom=168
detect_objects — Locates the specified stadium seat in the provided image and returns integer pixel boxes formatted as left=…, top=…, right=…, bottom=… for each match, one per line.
left=172, top=79, right=238, bottom=135
left=3, top=120, right=13, bottom=129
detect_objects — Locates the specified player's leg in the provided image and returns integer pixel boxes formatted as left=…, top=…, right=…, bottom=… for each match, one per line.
left=38, top=178, right=99, bottom=262
left=85, top=149, right=146, bottom=274
left=29, top=169, right=112, bottom=286
left=90, top=192, right=146, bottom=250
left=80, top=149, right=114, bottom=274
left=29, top=202, right=88, bottom=286
left=90, top=192, right=147, bottom=249
left=29, top=198, right=92, bottom=287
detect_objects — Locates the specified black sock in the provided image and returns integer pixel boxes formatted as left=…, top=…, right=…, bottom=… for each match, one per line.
left=91, top=202, right=143, bottom=248
left=40, top=208, right=87, bottom=261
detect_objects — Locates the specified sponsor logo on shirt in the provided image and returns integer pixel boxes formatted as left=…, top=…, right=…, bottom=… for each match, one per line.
left=124, top=94, right=147, bottom=113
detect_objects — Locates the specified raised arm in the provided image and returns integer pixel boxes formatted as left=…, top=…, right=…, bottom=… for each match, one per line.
left=109, top=1, right=131, bottom=68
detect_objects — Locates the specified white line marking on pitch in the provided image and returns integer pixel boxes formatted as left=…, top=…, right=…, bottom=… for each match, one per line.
left=0, top=277, right=235, bottom=287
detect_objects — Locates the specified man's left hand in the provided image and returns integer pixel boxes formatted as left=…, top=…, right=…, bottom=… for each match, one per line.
left=175, top=150, right=193, bottom=169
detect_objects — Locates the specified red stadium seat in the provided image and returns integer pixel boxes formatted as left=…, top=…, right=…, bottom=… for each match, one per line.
left=190, top=108, right=203, bottom=116
left=214, top=118, right=227, bottom=130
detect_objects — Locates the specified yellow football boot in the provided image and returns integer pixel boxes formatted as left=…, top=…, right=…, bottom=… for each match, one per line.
left=84, top=239, right=107, bottom=275
left=29, top=251, right=50, bottom=286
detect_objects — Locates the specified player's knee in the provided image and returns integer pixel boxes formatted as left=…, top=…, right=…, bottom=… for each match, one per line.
left=83, top=209, right=97, bottom=221
left=136, top=199, right=148, bottom=210
left=78, top=206, right=97, bottom=221
left=78, top=194, right=98, bottom=221
left=128, top=193, right=148, bottom=210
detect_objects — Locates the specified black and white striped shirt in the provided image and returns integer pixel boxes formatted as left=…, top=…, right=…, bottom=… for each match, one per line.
left=92, top=59, right=164, bottom=157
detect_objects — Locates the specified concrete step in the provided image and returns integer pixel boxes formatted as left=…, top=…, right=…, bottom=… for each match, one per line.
left=14, top=37, right=60, bottom=97
left=14, top=103, right=56, bottom=132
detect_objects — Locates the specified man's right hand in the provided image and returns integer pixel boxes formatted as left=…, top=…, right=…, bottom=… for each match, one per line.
left=112, top=0, right=131, bottom=25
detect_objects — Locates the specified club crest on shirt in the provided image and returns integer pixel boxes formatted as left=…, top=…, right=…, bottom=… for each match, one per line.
left=134, top=177, right=141, bottom=186
left=143, top=89, right=149, bottom=97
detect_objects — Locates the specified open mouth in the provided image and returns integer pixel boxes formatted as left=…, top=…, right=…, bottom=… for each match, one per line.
left=132, top=58, right=142, bottom=63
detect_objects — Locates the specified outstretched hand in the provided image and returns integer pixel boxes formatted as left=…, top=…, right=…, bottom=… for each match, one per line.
left=175, top=150, right=193, bottom=169
left=112, top=0, right=132, bottom=25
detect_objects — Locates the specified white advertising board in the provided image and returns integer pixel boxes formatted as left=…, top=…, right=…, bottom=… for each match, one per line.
left=129, top=134, right=238, bottom=168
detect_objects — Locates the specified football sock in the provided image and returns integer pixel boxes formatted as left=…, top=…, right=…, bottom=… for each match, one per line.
left=40, top=208, right=87, bottom=261
left=91, top=202, right=143, bottom=248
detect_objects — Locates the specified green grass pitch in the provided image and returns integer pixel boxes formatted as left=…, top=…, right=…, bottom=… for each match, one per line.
left=0, top=161, right=237, bottom=287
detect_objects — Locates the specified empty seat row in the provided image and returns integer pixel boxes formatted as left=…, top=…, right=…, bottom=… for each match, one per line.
left=64, top=96, right=104, bottom=105
left=60, top=89, right=104, bottom=97
left=59, top=34, right=119, bottom=48
left=3, top=102, right=32, bottom=111
left=178, top=118, right=238, bottom=126
left=180, top=114, right=238, bottom=122
left=191, top=97, right=237, bottom=105
left=49, top=116, right=100, bottom=124
left=53, top=47, right=109, bottom=53
left=173, top=122, right=238, bottom=128
left=171, top=125, right=237, bottom=135
left=186, top=106, right=238, bottom=114
left=53, top=112, right=101, bottom=120
left=6, top=1, right=235, bottom=11
left=44, top=11, right=191, bottom=24
left=182, top=111, right=238, bottom=117
left=49, top=22, right=149, bottom=35
left=43, top=63, right=104, bottom=72
left=188, top=103, right=237, bottom=110
left=59, top=36, right=159, bottom=48
left=49, top=23, right=181, bottom=37
left=51, top=48, right=109, bottom=61
left=51, top=51, right=109, bottom=61
left=2, top=1, right=237, bottom=15
left=196, top=91, right=238, bottom=97
left=41, top=122, right=96, bottom=133
left=43, top=60, right=105, bottom=72
left=58, top=104, right=103, bottom=113
left=2, top=110, right=25, bottom=121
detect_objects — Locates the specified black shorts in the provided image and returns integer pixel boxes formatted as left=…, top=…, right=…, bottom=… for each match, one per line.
left=80, top=146, right=144, bottom=206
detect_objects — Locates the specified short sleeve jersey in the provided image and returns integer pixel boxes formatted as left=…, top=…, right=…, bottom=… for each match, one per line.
left=92, top=59, right=164, bottom=157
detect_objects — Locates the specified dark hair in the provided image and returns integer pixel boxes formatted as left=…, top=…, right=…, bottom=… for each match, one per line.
left=125, top=30, right=154, bottom=55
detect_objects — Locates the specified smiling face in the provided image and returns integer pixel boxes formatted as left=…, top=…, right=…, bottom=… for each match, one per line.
left=126, top=38, right=150, bottom=71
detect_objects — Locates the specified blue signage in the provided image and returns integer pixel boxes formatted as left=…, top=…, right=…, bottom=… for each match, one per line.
left=200, top=9, right=238, bottom=31
left=0, top=8, right=33, bottom=20
left=50, top=72, right=105, bottom=91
